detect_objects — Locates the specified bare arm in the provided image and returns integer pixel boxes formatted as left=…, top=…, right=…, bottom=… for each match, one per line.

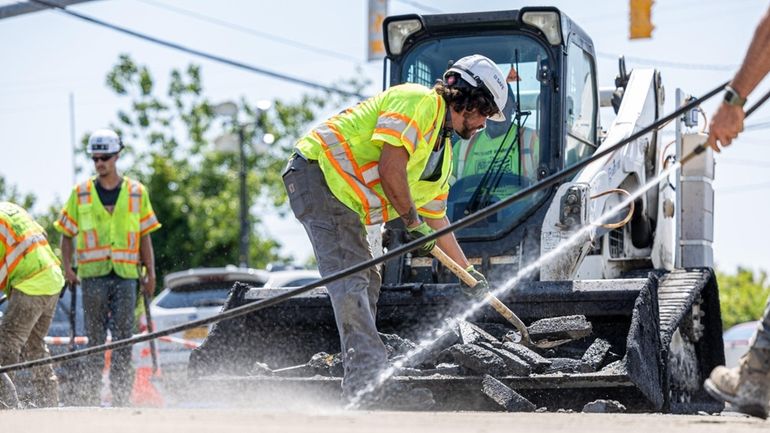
left=60, top=234, right=79, bottom=285
left=425, top=216, right=470, bottom=269
left=139, top=234, right=156, bottom=296
left=379, top=143, right=420, bottom=228
left=730, top=9, right=770, bottom=99
left=708, top=8, right=770, bottom=151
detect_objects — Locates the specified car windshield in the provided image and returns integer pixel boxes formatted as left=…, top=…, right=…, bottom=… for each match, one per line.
left=399, top=34, right=551, bottom=238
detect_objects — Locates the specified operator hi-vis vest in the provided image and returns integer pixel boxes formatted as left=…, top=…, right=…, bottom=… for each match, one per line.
left=54, top=177, right=161, bottom=279
left=0, top=202, right=64, bottom=296
left=452, top=124, right=540, bottom=181
left=295, top=84, right=452, bottom=225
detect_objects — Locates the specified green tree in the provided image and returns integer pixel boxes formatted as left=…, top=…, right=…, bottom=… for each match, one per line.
left=87, top=54, right=365, bottom=279
left=718, top=267, right=770, bottom=329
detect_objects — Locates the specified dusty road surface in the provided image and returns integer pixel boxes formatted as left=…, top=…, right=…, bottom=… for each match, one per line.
left=1, top=409, right=767, bottom=433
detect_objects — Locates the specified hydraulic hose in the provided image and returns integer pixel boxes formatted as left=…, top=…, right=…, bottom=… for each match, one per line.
left=0, top=79, right=760, bottom=375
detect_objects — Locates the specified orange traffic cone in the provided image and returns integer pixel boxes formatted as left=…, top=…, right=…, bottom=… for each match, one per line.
left=130, top=344, right=164, bottom=407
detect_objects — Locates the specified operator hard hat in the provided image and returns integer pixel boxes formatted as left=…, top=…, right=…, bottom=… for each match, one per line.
left=444, top=55, right=508, bottom=121
left=87, top=129, right=123, bottom=154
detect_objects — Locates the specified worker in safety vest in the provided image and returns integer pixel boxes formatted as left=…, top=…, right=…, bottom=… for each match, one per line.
left=54, top=129, right=161, bottom=407
left=0, top=202, right=65, bottom=409
left=451, top=66, right=540, bottom=200
left=283, top=55, right=506, bottom=407
left=703, top=6, right=770, bottom=420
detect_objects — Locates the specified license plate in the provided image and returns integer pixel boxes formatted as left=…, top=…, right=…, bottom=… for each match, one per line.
left=183, top=326, right=209, bottom=340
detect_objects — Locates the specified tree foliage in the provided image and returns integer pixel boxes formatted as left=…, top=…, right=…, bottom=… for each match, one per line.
left=717, top=267, right=770, bottom=330
left=87, top=54, right=365, bottom=276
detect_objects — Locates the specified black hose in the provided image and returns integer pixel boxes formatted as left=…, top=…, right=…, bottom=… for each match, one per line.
left=0, top=80, right=737, bottom=375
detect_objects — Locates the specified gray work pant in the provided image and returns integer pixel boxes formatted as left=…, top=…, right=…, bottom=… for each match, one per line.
left=283, top=155, right=387, bottom=399
left=0, top=290, right=59, bottom=408
left=81, top=274, right=137, bottom=406
left=750, top=297, right=770, bottom=350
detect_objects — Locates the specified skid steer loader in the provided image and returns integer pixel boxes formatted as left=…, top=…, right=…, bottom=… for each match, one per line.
left=188, top=7, right=724, bottom=412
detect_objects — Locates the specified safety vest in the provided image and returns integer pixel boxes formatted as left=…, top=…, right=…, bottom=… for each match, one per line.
left=452, top=124, right=540, bottom=182
left=54, top=177, right=161, bottom=279
left=0, top=202, right=64, bottom=296
left=295, top=84, right=452, bottom=225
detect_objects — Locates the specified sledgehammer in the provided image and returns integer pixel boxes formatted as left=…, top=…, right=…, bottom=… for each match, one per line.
left=430, top=247, right=569, bottom=349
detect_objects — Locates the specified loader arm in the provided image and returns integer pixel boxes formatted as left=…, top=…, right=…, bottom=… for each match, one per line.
left=540, top=68, right=663, bottom=281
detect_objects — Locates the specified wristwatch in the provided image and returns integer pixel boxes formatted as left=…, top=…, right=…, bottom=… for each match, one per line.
left=724, top=85, right=746, bottom=107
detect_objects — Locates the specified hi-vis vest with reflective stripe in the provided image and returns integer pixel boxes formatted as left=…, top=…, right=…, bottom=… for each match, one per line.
left=0, top=202, right=64, bottom=296
left=295, top=84, right=452, bottom=225
left=55, top=177, right=160, bottom=279
left=452, top=124, right=540, bottom=181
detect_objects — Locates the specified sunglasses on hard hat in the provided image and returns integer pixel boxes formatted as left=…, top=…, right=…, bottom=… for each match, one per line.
left=92, top=154, right=116, bottom=163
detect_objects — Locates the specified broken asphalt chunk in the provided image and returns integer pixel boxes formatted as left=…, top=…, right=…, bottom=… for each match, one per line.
left=481, top=375, right=536, bottom=412
left=528, top=315, right=593, bottom=341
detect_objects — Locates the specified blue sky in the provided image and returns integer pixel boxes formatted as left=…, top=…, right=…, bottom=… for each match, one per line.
left=1, top=0, right=769, bottom=271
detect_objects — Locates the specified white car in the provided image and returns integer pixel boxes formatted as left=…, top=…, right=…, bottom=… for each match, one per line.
left=723, top=321, right=760, bottom=368
left=148, top=266, right=269, bottom=370
left=263, top=269, right=320, bottom=289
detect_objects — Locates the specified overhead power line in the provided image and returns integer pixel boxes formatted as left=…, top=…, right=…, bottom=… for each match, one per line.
left=135, top=0, right=360, bottom=64
left=595, top=52, right=736, bottom=72
left=28, top=0, right=366, bottom=99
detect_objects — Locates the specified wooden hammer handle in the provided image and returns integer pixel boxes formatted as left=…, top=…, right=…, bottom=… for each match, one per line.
left=430, top=247, right=530, bottom=338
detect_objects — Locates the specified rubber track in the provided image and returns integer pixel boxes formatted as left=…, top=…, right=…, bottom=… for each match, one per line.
left=656, top=269, right=712, bottom=342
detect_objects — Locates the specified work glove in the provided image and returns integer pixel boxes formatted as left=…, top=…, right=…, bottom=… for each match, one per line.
left=461, top=265, right=490, bottom=299
left=405, top=221, right=436, bottom=257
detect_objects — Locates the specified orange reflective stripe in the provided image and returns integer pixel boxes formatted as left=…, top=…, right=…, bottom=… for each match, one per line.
left=57, top=210, right=78, bottom=237
left=0, top=233, right=48, bottom=287
left=140, top=214, right=160, bottom=235
left=377, top=111, right=423, bottom=152
left=77, top=180, right=92, bottom=205
left=0, top=220, right=19, bottom=248
left=128, top=179, right=141, bottom=214
left=315, top=131, right=374, bottom=225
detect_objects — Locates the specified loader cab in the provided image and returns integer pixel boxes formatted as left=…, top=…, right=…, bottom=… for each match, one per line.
left=384, top=8, right=599, bottom=241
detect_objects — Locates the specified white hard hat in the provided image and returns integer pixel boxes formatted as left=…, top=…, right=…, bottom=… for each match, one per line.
left=87, top=129, right=123, bottom=154
left=444, top=55, right=508, bottom=121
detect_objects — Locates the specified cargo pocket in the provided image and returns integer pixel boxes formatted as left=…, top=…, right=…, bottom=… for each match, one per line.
left=283, top=157, right=312, bottom=219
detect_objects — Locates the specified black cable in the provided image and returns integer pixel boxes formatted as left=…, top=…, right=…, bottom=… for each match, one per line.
left=28, top=0, right=366, bottom=99
left=135, top=0, right=360, bottom=64
left=0, top=80, right=733, bottom=376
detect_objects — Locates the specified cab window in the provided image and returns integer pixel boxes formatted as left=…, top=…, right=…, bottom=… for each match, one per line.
left=564, top=41, right=597, bottom=167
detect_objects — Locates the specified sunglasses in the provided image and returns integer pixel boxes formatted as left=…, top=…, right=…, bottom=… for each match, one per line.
left=92, top=154, right=116, bottom=162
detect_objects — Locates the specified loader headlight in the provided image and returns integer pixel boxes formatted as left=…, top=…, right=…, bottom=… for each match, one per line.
left=386, top=19, right=422, bottom=55
left=522, top=11, right=562, bottom=45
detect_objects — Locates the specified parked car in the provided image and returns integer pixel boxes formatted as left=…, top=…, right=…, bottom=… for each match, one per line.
left=263, top=269, right=320, bottom=289
left=149, top=266, right=269, bottom=370
left=723, top=321, right=760, bottom=368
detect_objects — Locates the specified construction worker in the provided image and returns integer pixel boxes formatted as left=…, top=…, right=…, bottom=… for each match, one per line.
left=283, top=54, right=505, bottom=407
left=451, top=66, right=540, bottom=201
left=703, top=6, right=770, bottom=419
left=54, top=129, right=161, bottom=407
left=0, top=202, right=65, bottom=409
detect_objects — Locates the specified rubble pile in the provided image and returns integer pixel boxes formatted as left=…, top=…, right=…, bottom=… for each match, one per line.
left=248, top=315, right=624, bottom=411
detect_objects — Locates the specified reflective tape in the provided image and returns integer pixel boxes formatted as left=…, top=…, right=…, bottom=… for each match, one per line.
left=83, top=230, right=99, bottom=250
left=376, top=112, right=422, bottom=153
left=418, top=193, right=448, bottom=217
left=0, top=222, right=17, bottom=248
left=0, top=233, right=47, bottom=288
left=128, top=180, right=141, bottom=214
left=313, top=123, right=389, bottom=224
left=57, top=211, right=78, bottom=237
left=77, top=181, right=92, bottom=205
left=112, top=250, right=139, bottom=264
left=140, top=214, right=160, bottom=235
left=77, top=247, right=110, bottom=264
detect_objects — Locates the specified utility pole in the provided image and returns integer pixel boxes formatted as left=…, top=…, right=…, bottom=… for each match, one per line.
left=69, top=92, right=76, bottom=185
